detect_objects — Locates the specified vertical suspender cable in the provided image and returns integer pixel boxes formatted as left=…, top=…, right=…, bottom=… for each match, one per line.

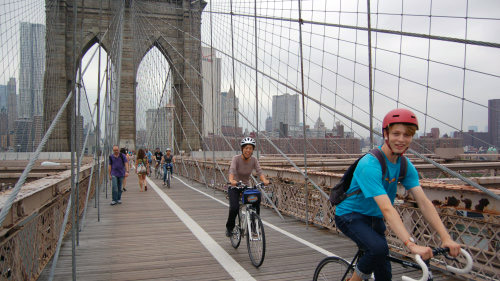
left=209, top=0, right=216, bottom=191
left=254, top=0, right=259, bottom=159
left=95, top=0, right=103, bottom=220
left=460, top=0, right=469, bottom=133
left=297, top=0, right=309, bottom=229
left=70, top=0, right=78, bottom=279
left=366, top=0, right=374, bottom=148
left=104, top=55, right=110, bottom=199
left=76, top=61, right=81, bottom=247
left=230, top=0, right=238, bottom=151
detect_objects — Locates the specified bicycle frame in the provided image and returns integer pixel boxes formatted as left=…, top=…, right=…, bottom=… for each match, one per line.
left=239, top=204, right=259, bottom=238
left=339, top=248, right=472, bottom=281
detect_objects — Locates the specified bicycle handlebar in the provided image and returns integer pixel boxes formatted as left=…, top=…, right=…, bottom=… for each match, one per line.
left=446, top=249, right=473, bottom=274
left=228, top=181, right=266, bottom=189
left=401, top=248, right=473, bottom=281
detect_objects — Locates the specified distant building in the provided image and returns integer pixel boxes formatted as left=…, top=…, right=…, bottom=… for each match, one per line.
left=7, top=78, right=17, bottom=134
left=265, top=116, right=272, bottom=133
left=489, top=99, right=500, bottom=148
left=0, top=108, right=7, bottom=136
left=221, top=87, right=238, bottom=127
left=430, top=127, right=440, bottom=138
left=201, top=47, right=221, bottom=136
left=0, top=85, right=7, bottom=111
left=333, top=121, right=344, bottom=138
left=14, top=118, right=33, bottom=152
left=453, top=130, right=490, bottom=149
left=19, top=22, right=45, bottom=119
left=468, top=125, right=478, bottom=132
left=203, top=135, right=361, bottom=154
left=32, top=115, right=44, bottom=150
left=272, top=94, right=299, bottom=133
left=136, top=129, right=147, bottom=149
left=145, top=105, right=174, bottom=151
left=411, top=137, right=463, bottom=154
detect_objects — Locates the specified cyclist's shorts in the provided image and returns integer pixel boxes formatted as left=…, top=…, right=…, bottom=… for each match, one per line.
left=242, top=189, right=261, bottom=204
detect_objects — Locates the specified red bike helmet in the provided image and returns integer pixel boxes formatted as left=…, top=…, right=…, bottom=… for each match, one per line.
left=382, top=108, right=419, bottom=130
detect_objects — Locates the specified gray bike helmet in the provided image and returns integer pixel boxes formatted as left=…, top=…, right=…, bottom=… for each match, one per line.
left=166, top=147, right=172, bottom=152
left=240, top=137, right=256, bottom=148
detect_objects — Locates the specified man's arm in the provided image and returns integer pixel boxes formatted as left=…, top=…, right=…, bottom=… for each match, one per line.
left=108, top=164, right=112, bottom=179
left=125, top=161, right=129, bottom=177
left=374, top=194, right=433, bottom=260
left=410, top=186, right=461, bottom=256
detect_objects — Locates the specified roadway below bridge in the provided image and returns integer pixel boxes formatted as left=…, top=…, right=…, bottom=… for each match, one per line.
left=38, top=172, right=461, bottom=281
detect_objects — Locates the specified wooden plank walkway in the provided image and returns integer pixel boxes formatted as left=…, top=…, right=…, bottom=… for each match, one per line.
left=38, top=173, right=461, bottom=281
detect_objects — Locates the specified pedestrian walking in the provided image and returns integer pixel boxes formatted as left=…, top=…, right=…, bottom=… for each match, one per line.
left=136, top=148, right=149, bottom=192
left=120, top=147, right=130, bottom=192
left=108, top=145, right=129, bottom=205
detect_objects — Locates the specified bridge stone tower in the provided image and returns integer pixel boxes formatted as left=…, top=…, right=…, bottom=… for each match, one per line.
left=43, top=0, right=204, bottom=152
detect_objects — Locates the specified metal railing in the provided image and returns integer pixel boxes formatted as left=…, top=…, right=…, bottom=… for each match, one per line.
left=178, top=158, right=499, bottom=281
left=0, top=164, right=101, bottom=280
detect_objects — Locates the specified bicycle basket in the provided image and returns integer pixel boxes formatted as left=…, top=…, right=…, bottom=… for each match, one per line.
left=242, top=189, right=261, bottom=204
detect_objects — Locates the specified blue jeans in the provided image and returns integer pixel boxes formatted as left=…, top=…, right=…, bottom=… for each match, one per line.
left=111, top=176, right=124, bottom=202
left=163, top=164, right=173, bottom=183
left=335, top=212, right=391, bottom=281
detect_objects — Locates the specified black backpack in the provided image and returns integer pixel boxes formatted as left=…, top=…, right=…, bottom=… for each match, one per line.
left=109, top=153, right=126, bottom=166
left=329, top=148, right=407, bottom=206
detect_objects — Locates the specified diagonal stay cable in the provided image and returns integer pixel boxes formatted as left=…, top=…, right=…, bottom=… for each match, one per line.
left=0, top=90, right=73, bottom=226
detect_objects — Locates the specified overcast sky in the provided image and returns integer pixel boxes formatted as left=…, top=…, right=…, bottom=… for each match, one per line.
left=1, top=0, right=499, bottom=142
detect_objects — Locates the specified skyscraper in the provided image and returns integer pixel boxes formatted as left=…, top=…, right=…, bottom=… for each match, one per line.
left=488, top=99, right=500, bottom=148
left=272, top=93, right=300, bottom=133
left=18, top=22, right=45, bottom=119
left=265, top=116, right=272, bottom=132
left=0, top=85, right=7, bottom=111
left=201, top=47, right=221, bottom=136
left=221, top=87, right=239, bottom=127
left=7, top=78, right=17, bottom=134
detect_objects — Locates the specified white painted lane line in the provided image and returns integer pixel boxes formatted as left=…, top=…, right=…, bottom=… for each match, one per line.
left=146, top=177, right=256, bottom=281
left=173, top=176, right=337, bottom=258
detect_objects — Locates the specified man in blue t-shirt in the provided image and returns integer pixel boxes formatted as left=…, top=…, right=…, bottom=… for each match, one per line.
left=108, top=145, right=129, bottom=205
left=335, top=108, right=461, bottom=281
left=145, top=149, right=153, bottom=174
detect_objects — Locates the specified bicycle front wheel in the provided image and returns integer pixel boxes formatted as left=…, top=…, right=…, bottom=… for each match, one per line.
left=230, top=210, right=241, bottom=248
left=313, top=256, right=353, bottom=281
left=246, top=212, right=265, bottom=267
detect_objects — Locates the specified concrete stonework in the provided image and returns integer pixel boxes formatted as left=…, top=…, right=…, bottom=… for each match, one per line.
left=44, top=0, right=204, bottom=152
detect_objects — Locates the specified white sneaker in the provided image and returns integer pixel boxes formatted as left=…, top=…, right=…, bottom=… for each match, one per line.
left=110, top=201, right=117, bottom=205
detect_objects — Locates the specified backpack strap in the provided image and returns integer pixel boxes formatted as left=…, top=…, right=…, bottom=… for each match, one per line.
left=369, top=148, right=387, bottom=182
left=399, top=156, right=407, bottom=182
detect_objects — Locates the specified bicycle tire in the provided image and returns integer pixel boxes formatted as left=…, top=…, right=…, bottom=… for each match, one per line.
left=166, top=171, right=170, bottom=188
left=155, top=167, right=161, bottom=179
left=230, top=210, right=241, bottom=248
left=313, top=256, right=354, bottom=281
left=246, top=212, right=265, bottom=267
